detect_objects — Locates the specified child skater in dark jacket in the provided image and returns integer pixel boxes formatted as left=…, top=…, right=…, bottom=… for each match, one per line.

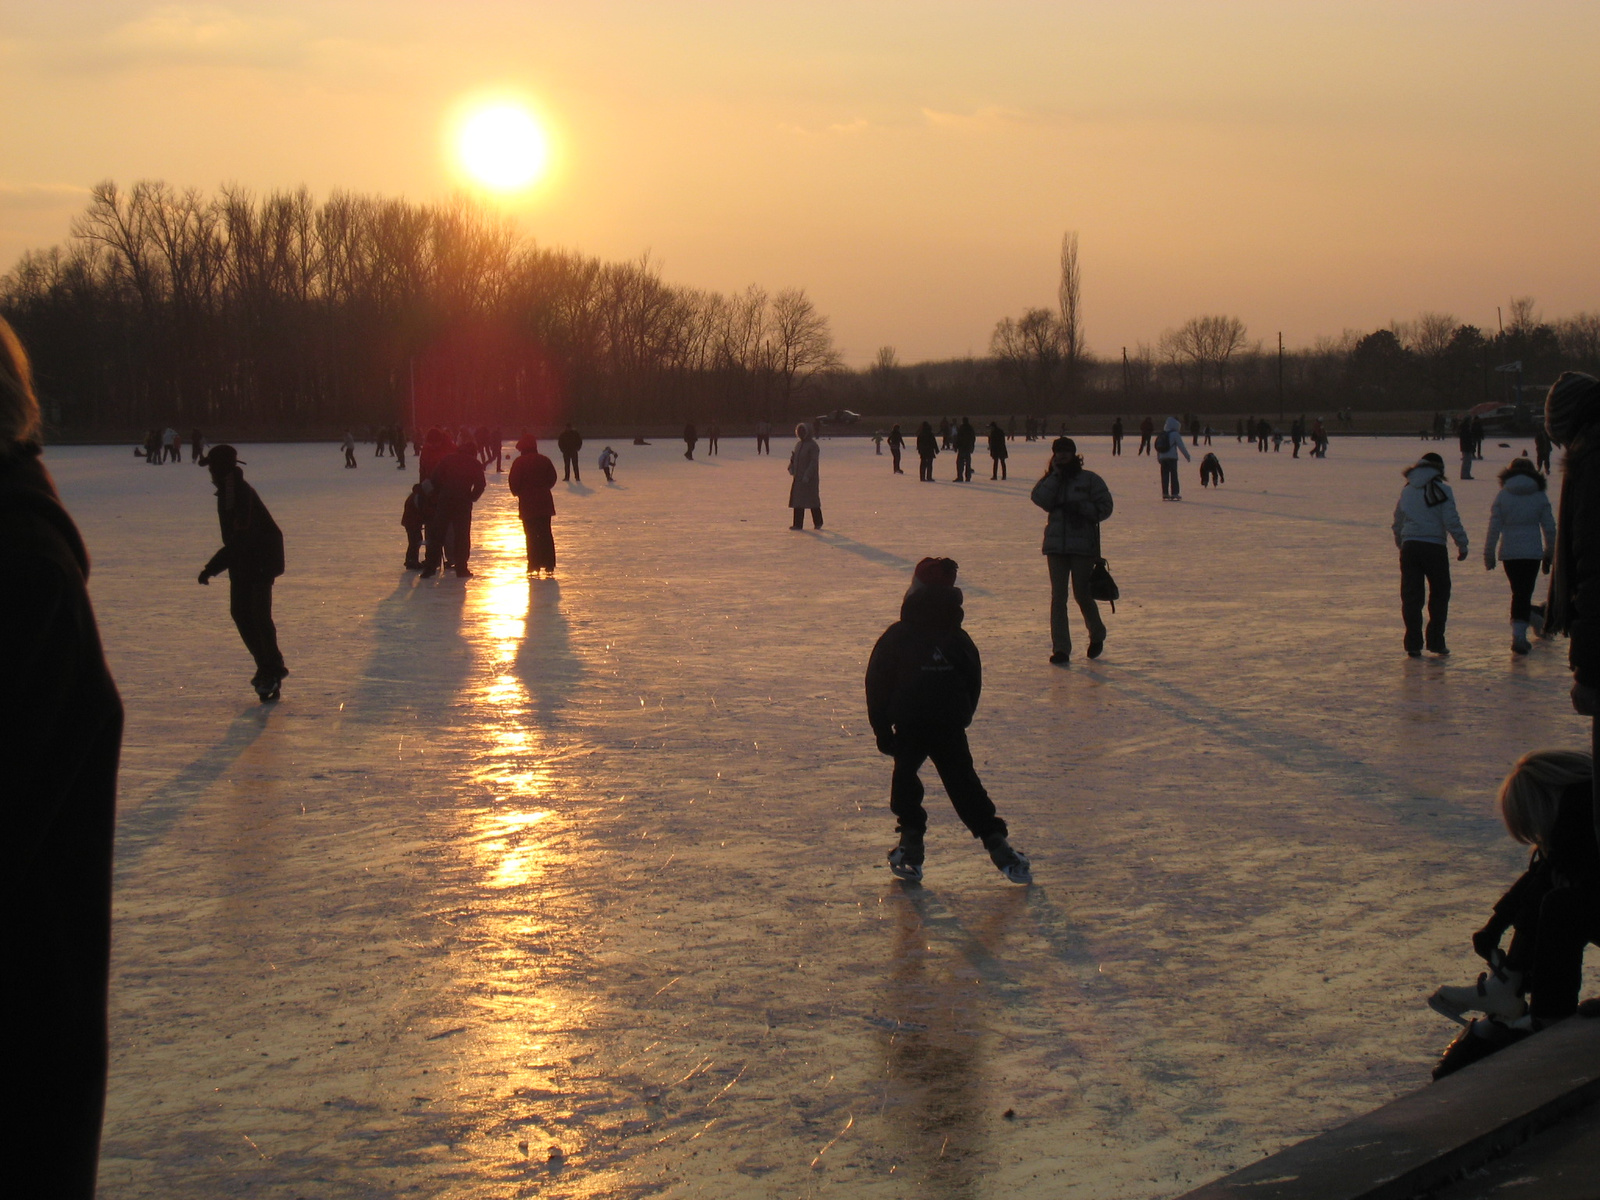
left=865, top=557, right=1031, bottom=884
left=1199, top=452, right=1224, bottom=487
left=401, top=483, right=428, bottom=570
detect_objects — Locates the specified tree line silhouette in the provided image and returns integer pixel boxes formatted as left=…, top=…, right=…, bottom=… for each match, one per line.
left=0, top=182, right=842, bottom=434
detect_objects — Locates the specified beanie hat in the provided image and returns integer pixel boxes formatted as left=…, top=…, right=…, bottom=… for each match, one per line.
left=1052, top=436, right=1076, bottom=455
left=1417, top=452, right=1444, bottom=470
left=516, top=435, right=538, bottom=452
left=912, top=556, right=959, bottom=589
left=1545, top=371, right=1600, bottom=446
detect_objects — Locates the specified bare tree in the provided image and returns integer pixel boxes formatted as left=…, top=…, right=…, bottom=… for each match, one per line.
left=1160, top=315, right=1248, bottom=395
left=991, top=308, right=1062, bottom=411
left=1057, top=231, right=1083, bottom=395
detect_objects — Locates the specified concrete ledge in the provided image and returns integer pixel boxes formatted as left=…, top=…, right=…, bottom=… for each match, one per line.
left=1173, top=1016, right=1600, bottom=1200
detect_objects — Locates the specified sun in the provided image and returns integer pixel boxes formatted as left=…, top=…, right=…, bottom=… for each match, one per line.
left=456, top=103, right=551, bottom=193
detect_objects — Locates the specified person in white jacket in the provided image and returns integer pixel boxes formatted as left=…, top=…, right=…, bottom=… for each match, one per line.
left=1393, top=452, right=1469, bottom=656
left=1484, top=457, right=1556, bottom=654
left=1156, top=416, right=1192, bottom=500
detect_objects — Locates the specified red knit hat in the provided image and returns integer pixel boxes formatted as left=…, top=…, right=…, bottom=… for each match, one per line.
left=911, top=556, right=959, bottom=588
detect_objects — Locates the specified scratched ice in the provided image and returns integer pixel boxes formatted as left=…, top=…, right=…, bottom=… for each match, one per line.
left=48, top=432, right=1599, bottom=1198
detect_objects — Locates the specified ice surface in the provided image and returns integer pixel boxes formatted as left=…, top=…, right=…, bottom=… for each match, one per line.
left=46, top=432, right=1598, bottom=1198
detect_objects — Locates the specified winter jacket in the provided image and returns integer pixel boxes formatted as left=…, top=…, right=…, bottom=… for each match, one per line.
left=1459, top=423, right=1475, bottom=454
left=1156, top=416, right=1192, bottom=463
left=508, top=451, right=558, bottom=518
left=1485, top=469, right=1555, bottom=564
left=788, top=436, right=821, bottom=508
left=1392, top=465, right=1468, bottom=552
left=1031, top=466, right=1113, bottom=556
left=987, top=426, right=1008, bottom=459
left=916, top=428, right=938, bottom=459
left=1549, top=437, right=1600, bottom=685
left=865, top=583, right=982, bottom=735
left=203, top=468, right=285, bottom=577
left=430, top=448, right=487, bottom=509
left=955, top=422, right=977, bottom=454
left=401, top=487, right=428, bottom=530
left=557, top=429, right=583, bottom=457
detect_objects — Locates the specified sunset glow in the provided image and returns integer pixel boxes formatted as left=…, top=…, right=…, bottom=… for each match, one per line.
left=456, top=103, right=550, bottom=193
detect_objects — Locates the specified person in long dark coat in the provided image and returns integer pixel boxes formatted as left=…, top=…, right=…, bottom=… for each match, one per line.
left=422, top=438, right=487, bottom=578
left=508, top=435, right=559, bottom=576
left=684, top=421, right=698, bottom=460
left=987, top=422, right=1009, bottom=480
left=197, top=444, right=288, bottom=699
left=0, top=318, right=124, bottom=1200
left=787, top=423, right=822, bottom=529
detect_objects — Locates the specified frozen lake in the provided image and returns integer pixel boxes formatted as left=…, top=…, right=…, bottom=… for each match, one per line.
left=50, top=430, right=1596, bottom=1198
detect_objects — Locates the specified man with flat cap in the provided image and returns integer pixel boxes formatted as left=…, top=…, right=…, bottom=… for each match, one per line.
left=197, top=445, right=287, bottom=700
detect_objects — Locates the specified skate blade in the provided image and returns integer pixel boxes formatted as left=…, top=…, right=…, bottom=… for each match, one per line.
left=1427, top=994, right=1472, bottom=1026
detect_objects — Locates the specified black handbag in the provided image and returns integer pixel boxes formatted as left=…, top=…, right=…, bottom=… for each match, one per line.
left=1089, top=558, right=1119, bottom=612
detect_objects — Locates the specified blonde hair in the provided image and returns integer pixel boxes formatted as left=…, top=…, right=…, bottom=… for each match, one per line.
left=1497, top=749, right=1593, bottom=847
left=0, top=316, right=43, bottom=444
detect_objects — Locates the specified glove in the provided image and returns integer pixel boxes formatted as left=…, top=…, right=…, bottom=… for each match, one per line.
left=1457, top=549, right=1468, bottom=561
left=1483, top=557, right=1495, bottom=571
left=197, top=570, right=211, bottom=586
left=875, top=731, right=897, bottom=756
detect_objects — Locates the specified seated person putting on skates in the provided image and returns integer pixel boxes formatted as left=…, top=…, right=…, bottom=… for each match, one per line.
left=866, top=557, right=1031, bottom=885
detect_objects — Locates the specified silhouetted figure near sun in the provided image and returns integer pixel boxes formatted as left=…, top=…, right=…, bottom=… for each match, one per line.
left=418, top=426, right=453, bottom=482
left=422, top=437, right=486, bottom=578
left=401, top=483, right=427, bottom=570
left=557, top=423, right=583, bottom=482
left=0, top=317, right=124, bottom=1200
left=509, top=435, right=559, bottom=577
left=197, top=444, right=287, bottom=700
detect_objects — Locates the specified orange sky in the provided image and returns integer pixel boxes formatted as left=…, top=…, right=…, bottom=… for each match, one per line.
left=2, top=1, right=1597, bottom=364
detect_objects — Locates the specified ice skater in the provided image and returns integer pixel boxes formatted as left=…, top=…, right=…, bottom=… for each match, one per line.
left=1199, top=452, right=1224, bottom=487
left=1392, top=451, right=1468, bottom=657
left=1155, top=416, right=1191, bottom=500
left=887, top=423, right=905, bottom=474
left=987, top=421, right=1008, bottom=480
left=787, top=422, right=822, bottom=529
left=865, top=557, right=1031, bottom=886
left=1111, top=416, right=1124, bottom=455
left=342, top=430, right=357, bottom=469
left=915, top=421, right=938, bottom=481
left=557, top=423, right=583, bottom=482
left=1458, top=418, right=1476, bottom=480
left=401, top=483, right=427, bottom=570
left=1137, top=415, right=1154, bottom=455
left=755, top=420, right=771, bottom=455
left=599, top=444, right=618, bottom=482
left=708, top=424, right=720, bottom=454
left=1, top=317, right=125, bottom=1197
left=1484, top=457, right=1554, bottom=654
left=508, top=435, right=558, bottom=576
left=953, top=417, right=976, bottom=482
left=1428, top=749, right=1599, bottom=1078
left=196, top=445, right=287, bottom=700
left=683, top=421, right=698, bottom=460
left=421, top=436, right=486, bottom=578
left=1031, top=437, right=1112, bottom=664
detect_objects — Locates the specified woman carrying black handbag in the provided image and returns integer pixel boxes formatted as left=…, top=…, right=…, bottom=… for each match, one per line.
left=1029, top=436, right=1114, bottom=664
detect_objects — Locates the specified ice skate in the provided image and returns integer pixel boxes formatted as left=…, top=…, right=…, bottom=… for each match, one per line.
left=887, top=831, right=924, bottom=883
left=1431, top=1016, right=1531, bottom=1080
left=1511, top=622, right=1531, bottom=655
left=1087, top=638, right=1104, bottom=660
left=983, top=834, right=1032, bottom=885
left=1428, top=962, right=1525, bottom=1025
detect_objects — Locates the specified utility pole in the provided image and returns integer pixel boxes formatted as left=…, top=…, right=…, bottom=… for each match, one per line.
left=1277, top=332, right=1284, bottom=422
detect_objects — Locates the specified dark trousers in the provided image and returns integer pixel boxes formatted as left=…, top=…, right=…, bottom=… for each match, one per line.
left=1112, top=436, right=1122, bottom=455
left=757, top=435, right=770, bottom=454
left=1047, top=553, right=1106, bottom=654
left=1511, top=883, right=1600, bottom=1021
left=991, top=455, right=1007, bottom=480
left=919, top=456, right=934, bottom=481
left=562, top=452, right=580, bottom=481
left=424, top=503, right=474, bottom=573
left=403, top=525, right=423, bottom=568
left=522, top=514, right=556, bottom=572
left=890, top=446, right=902, bottom=473
left=1504, top=558, right=1541, bottom=623
left=890, top=727, right=1006, bottom=840
left=1137, top=434, right=1151, bottom=455
left=1159, top=457, right=1179, bottom=497
left=1400, top=540, right=1451, bottom=652
left=343, top=446, right=356, bottom=468
left=791, top=507, right=823, bottom=529
left=229, top=571, right=284, bottom=678
left=708, top=436, right=718, bottom=453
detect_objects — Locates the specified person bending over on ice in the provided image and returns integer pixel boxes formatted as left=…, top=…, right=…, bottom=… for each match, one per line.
left=1484, top=457, right=1554, bottom=655
left=508, top=435, right=558, bottom=577
left=598, top=444, right=618, bottom=482
left=1199, top=452, right=1224, bottom=487
left=1392, top=451, right=1468, bottom=657
left=197, top=445, right=287, bottom=700
left=1031, top=437, right=1112, bottom=665
left=865, top=557, right=1031, bottom=886
left=1428, top=749, right=1600, bottom=1079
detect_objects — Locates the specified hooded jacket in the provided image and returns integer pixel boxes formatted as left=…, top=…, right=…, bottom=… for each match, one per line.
left=508, top=449, right=558, bottom=518
left=1485, top=466, right=1555, bottom=564
left=1392, top=464, right=1468, bottom=551
left=865, top=583, right=982, bottom=735
left=1156, top=417, right=1192, bottom=462
left=1030, top=463, right=1113, bottom=556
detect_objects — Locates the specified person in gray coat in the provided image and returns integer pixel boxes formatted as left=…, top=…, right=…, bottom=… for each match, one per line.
left=1030, top=437, right=1113, bottom=663
left=1485, top=457, right=1556, bottom=654
left=787, top=422, right=822, bottom=529
left=1393, top=451, right=1469, bottom=656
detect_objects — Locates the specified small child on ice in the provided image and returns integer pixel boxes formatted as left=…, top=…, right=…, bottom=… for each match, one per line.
left=1199, top=452, right=1224, bottom=487
left=401, top=483, right=429, bottom=569
left=865, top=557, right=1031, bottom=885
left=598, top=445, right=618, bottom=482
